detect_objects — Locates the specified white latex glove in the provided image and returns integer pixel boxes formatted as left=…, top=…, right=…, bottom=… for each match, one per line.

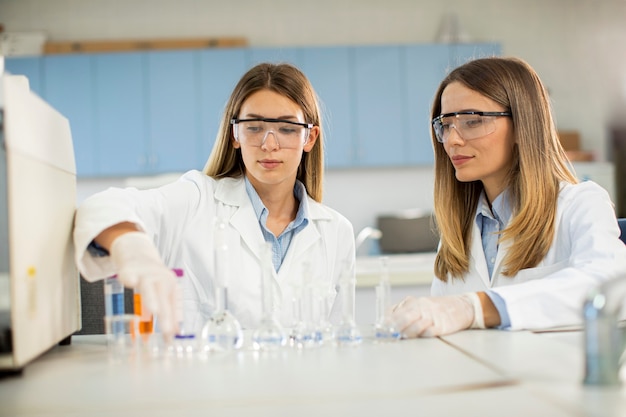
left=109, top=231, right=179, bottom=338
left=390, top=293, right=485, bottom=338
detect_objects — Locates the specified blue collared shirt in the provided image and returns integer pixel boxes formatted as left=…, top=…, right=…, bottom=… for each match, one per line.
left=245, top=176, right=309, bottom=272
left=475, top=190, right=512, bottom=329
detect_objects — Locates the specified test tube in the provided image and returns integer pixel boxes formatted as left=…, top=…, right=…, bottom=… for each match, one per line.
left=374, top=256, right=401, bottom=340
left=252, top=242, right=287, bottom=350
left=200, top=218, right=243, bottom=352
left=104, top=276, right=125, bottom=336
left=170, top=268, right=187, bottom=333
left=290, top=261, right=316, bottom=348
left=104, top=276, right=124, bottom=317
left=335, top=260, right=362, bottom=346
left=133, top=268, right=184, bottom=343
left=314, top=280, right=336, bottom=345
left=134, top=286, right=153, bottom=344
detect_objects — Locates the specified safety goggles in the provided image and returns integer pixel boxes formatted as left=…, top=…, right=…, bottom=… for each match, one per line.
left=431, top=111, right=511, bottom=143
left=231, top=118, right=313, bottom=149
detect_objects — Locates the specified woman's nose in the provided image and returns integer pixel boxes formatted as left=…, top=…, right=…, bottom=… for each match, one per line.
left=261, top=130, right=280, bottom=150
left=445, top=126, right=465, bottom=146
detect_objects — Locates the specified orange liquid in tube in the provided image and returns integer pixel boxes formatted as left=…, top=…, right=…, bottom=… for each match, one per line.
left=134, top=292, right=154, bottom=336
left=132, top=268, right=184, bottom=338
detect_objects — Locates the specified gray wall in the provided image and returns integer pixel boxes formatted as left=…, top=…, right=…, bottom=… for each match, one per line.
left=2, top=0, right=624, bottom=234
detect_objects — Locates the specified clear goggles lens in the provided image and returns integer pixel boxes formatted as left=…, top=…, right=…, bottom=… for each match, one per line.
left=432, top=113, right=507, bottom=143
left=233, top=119, right=310, bottom=149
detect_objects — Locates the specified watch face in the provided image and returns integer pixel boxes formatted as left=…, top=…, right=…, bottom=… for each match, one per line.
left=88, top=241, right=110, bottom=257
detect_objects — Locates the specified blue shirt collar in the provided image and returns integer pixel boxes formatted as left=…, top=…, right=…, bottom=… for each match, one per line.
left=244, top=176, right=309, bottom=236
left=476, top=188, right=513, bottom=224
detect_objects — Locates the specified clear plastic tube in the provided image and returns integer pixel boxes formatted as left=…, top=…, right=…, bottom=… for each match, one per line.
left=200, top=218, right=243, bottom=352
left=314, top=279, right=336, bottom=346
left=104, top=276, right=125, bottom=338
left=252, top=242, right=287, bottom=350
left=374, top=256, right=400, bottom=340
left=335, top=260, right=362, bottom=346
left=104, top=276, right=124, bottom=317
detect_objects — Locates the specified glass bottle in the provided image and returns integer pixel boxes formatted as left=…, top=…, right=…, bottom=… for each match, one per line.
left=335, top=260, right=362, bottom=346
left=252, top=242, right=287, bottom=350
left=200, top=218, right=243, bottom=352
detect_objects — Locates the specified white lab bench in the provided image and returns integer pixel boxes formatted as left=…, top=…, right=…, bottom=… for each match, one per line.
left=355, top=252, right=436, bottom=325
left=1, top=329, right=624, bottom=416
left=441, top=329, right=626, bottom=417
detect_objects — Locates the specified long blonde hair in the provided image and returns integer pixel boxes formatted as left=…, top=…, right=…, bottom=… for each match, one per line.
left=431, top=57, right=577, bottom=281
left=203, top=62, right=324, bottom=202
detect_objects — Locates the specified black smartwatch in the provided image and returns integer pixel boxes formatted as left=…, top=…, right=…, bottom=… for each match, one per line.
left=87, top=240, right=110, bottom=257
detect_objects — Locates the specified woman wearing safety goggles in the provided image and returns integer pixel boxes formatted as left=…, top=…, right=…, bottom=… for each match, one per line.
left=391, top=57, right=626, bottom=337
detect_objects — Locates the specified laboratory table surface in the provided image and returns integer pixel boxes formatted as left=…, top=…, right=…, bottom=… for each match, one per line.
left=0, top=329, right=624, bottom=417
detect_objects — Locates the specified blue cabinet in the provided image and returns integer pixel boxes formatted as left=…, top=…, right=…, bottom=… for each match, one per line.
left=146, top=50, right=199, bottom=173
left=197, top=48, right=248, bottom=165
left=248, top=47, right=302, bottom=68
left=299, top=46, right=353, bottom=169
left=404, top=45, right=450, bottom=165
left=352, top=46, right=407, bottom=167
left=43, top=55, right=97, bottom=177
left=4, top=56, right=43, bottom=94
left=93, top=52, right=146, bottom=176
left=4, top=42, right=500, bottom=177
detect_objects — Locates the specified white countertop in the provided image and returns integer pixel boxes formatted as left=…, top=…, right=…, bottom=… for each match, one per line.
left=356, top=252, right=436, bottom=287
left=2, top=328, right=624, bottom=416
left=441, top=329, right=626, bottom=417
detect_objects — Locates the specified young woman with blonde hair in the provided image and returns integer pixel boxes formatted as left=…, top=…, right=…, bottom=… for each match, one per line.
left=74, top=63, right=354, bottom=338
left=391, top=57, right=626, bottom=336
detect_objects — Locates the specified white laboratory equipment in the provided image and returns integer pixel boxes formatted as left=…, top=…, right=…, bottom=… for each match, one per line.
left=103, top=276, right=125, bottom=339
left=374, top=257, right=401, bottom=340
left=200, top=219, right=243, bottom=352
left=252, top=243, right=287, bottom=350
left=335, top=261, right=362, bottom=346
left=0, top=67, right=80, bottom=371
left=289, top=262, right=316, bottom=348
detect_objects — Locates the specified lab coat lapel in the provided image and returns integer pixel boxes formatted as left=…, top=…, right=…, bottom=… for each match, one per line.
left=491, top=238, right=512, bottom=285
left=469, top=222, right=491, bottom=287
left=280, top=223, right=321, bottom=277
left=214, top=177, right=266, bottom=261
left=277, top=198, right=327, bottom=284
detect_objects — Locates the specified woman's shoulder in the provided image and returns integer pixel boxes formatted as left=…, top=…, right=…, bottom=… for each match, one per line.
left=179, top=169, right=214, bottom=184
left=557, top=180, right=616, bottom=220
left=308, top=197, right=354, bottom=232
left=179, top=170, right=243, bottom=189
left=559, top=180, right=611, bottom=202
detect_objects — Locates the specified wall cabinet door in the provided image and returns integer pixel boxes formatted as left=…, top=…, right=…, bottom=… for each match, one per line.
left=4, top=57, right=43, bottom=95
left=43, top=55, right=97, bottom=177
left=147, top=50, right=199, bottom=174
left=248, top=47, right=301, bottom=68
left=93, top=52, right=146, bottom=176
left=351, top=46, right=406, bottom=167
left=404, top=43, right=502, bottom=166
left=299, top=46, right=353, bottom=169
left=197, top=48, right=248, bottom=167
left=404, top=45, right=450, bottom=165
left=5, top=42, right=501, bottom=178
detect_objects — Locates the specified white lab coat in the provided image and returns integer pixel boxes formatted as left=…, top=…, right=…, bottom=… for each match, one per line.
left=74, top=170, right=355, bottom=332
left=431, top=181, right=626, bottom=330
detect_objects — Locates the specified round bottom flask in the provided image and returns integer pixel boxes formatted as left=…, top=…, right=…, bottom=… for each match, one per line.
left=200, top=310, right=243, bottom=352
left=252, top=318, right=287, bottom=350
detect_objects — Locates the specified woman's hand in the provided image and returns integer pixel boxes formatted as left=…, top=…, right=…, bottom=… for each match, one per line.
left=390, top=293, right=485, bottom=338
left=109, top=231, right=179, bottom=339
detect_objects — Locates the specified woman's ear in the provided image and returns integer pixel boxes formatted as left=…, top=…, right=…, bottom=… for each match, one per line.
left=231, top=134, right=241, bottom=149
left=303, top=126, right=320, bottom=152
